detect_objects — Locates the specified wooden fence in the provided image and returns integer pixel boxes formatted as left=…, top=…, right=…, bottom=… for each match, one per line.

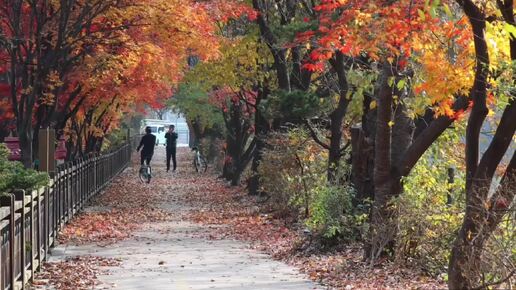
left=0, top=141, right=132, bottom=290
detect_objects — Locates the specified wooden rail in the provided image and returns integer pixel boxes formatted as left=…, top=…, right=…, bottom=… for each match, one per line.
left=0, top=141, right=132, bottom=290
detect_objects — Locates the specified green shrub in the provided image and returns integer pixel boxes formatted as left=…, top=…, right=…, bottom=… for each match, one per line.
left=0, top=144, right=49, bottom=194
left=395, top=127, right=466, bottom=276
left=102, top=129, right=129, bottom=151
left=258, top=127, right=366, bottom=242
left=258, top=128, right=326, bottom=216
left=307, top=185, right=367, bottom=241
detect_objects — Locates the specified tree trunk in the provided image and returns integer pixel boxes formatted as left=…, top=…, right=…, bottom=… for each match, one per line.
left=350, top=126, right=374, bottom=205
left=32, top=126, right=41, bottom=165
left=18, top=119, right=33, bottom=168
left=351, top=94, right=376, bottom=206
left=448, top=98, right=516, bottom=289
left=0, top=126, right=9, bottom=142
left=222, top=101, right=255, bottom=185
left=448, top=201, right=488, bottom=290
left=19, top=130, right=33, bottom=168
left=231, top=168, right=242, bottom=186
left=222, top=156, right=234, bottom=181
left=368, top=64, right=396, bottom=260
left=448, top=169, right=514, bottom=290
left=248, top=99, right=268, bottom=195
left=448, top=2, right=516, bottom=287
left=327, top=52, right=350, bottom=183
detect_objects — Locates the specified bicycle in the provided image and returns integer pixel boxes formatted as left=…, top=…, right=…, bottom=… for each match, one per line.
left=139, top=164, right=152, bottom=183
left=192, top=146, right=207, bottom=173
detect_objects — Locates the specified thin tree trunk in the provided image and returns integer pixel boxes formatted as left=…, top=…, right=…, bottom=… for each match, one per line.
left=448, top=2, right=515, bottom=288
left=248, top=94, right=268, bottom=195
left=327, top=52, right=350, bottom=183
left=351, top=94, right=375, bottom=206
left=368, top=64, right=395, bottom=260
left=19, top=126, right=33, bottom=168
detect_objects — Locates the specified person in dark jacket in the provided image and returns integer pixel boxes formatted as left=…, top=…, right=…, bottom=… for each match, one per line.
left=137, top=127, right=156, bottom=166
left=165, top=125, right=178, bottom=172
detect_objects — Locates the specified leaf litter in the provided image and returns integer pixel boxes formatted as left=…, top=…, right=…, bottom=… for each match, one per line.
left=180, top=173, right=447, bottom=289
left=32, top=150, right=447, bottom=289
left=32, top=156, right=175, bottom=289
left=30, top=256, right=121, bottom=290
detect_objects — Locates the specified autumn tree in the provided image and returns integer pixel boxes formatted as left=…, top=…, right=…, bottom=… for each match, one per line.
left=251, top=0, right=366, bottom=185
left=447, top=1, right=516, bottom=288
left=0, top=0, right=249, bottom=164
left=172, top=82, right=224, bottom=148
left=248, top=0, right=318, bottom=193
left=178, top=36, right=270, bottom=185
left=0, top=0, right=131, bottom=166
left=302, top=0, right=480, bottom=259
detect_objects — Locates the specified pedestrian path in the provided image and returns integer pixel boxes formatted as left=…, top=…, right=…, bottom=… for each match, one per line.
left=46, top=147, right=323, bottom=290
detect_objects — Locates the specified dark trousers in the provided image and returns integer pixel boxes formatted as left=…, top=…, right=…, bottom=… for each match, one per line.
left=166, top=147, right=176, bottom=171
left=140, top=151, right=153, bottom=165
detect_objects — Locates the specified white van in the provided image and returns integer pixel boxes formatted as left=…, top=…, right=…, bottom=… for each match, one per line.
left=141, top=120, right=172, bottom=146
left=141, top=117, right=190, bottom=147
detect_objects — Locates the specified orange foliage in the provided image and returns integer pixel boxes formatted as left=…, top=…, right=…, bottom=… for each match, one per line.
left=298, top=0, right=475, bottom=118
left=58, top=0, right=255, bottom=146
left=0, top=0, right=255, bottom=148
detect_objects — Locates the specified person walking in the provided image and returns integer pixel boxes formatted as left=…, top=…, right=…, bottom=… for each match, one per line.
left=165, top=125, right=178, bottom=172
left=137, top=127, right=157, bottom=166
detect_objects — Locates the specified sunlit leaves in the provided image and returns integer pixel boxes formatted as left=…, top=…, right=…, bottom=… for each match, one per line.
left=179, top=35, right=270, bottom=123
left=295, top=0, right=480, bottom=119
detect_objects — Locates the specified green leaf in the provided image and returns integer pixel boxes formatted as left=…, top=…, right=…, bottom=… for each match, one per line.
left=443, top=4, right=453, bottom=18
left=396, top=79, right=406, bottom=91
left=418, top=9, right=426, bottom=21
left=429, top=7, right=437, bottom=18
left=504, top=23, right=516, bottom=39
left=388, top=76, right=395, bottom=87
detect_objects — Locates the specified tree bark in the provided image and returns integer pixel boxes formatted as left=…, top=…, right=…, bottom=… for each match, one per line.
left=368, top=64, right=395, bottom=260
left=248, top=90, right=268, bottom=195
left=448, top=95, right=516, bottom=290
left=327, top=52, right=351, bottom=183
left=448, top=2, right=516, bottom=288
left=351, top=94, right=376, bottom=206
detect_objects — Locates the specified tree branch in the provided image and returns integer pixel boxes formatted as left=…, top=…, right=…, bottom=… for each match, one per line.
left=304, top=120, right=330, bottom=150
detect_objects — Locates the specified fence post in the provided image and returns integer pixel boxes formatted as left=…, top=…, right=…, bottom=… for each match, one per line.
left=37, top=128, right=56, bottom=175
left=79, top=158, right=83, bottom=209
left=35, top=189, right=40, bottom=269
left=65, top=163, right=70, bottom=222
left=44, top=185, right=50, bottom=261
left=70, top=161, right=73, bottom=216
left=13, top=190, right=26, bottom=289
left=0, top=139, right=133, bottom=290
left=0, top=194, right=15, bottom=290
left=73, top=160, right=77, bottom=215
left=94, top=155, right=97, bottom=196
left=56, top=168, right=60, bottom=230
left=29, top=189, right=36, bottom=282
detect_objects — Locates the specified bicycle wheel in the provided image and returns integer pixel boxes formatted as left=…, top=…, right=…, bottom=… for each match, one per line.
left=193, top=155, right=199, bottom=172
left=139, top=166, right=147, bottom=183
left=195, top=155, right=208, bottom=173
left=139, top=165, right=152, bottom=183
left=146, top=166, right=152, bottom=183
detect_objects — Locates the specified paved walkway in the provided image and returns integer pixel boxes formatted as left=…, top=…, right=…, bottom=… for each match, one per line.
left=47, top=147, right=322, bottom=290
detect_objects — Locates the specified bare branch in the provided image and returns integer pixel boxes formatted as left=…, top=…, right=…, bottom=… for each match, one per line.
left=304, top=119, right=330, bottom=150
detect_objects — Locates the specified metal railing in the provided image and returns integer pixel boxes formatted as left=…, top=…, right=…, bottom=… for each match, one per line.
left=0, top=141, right=132, bottom=290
